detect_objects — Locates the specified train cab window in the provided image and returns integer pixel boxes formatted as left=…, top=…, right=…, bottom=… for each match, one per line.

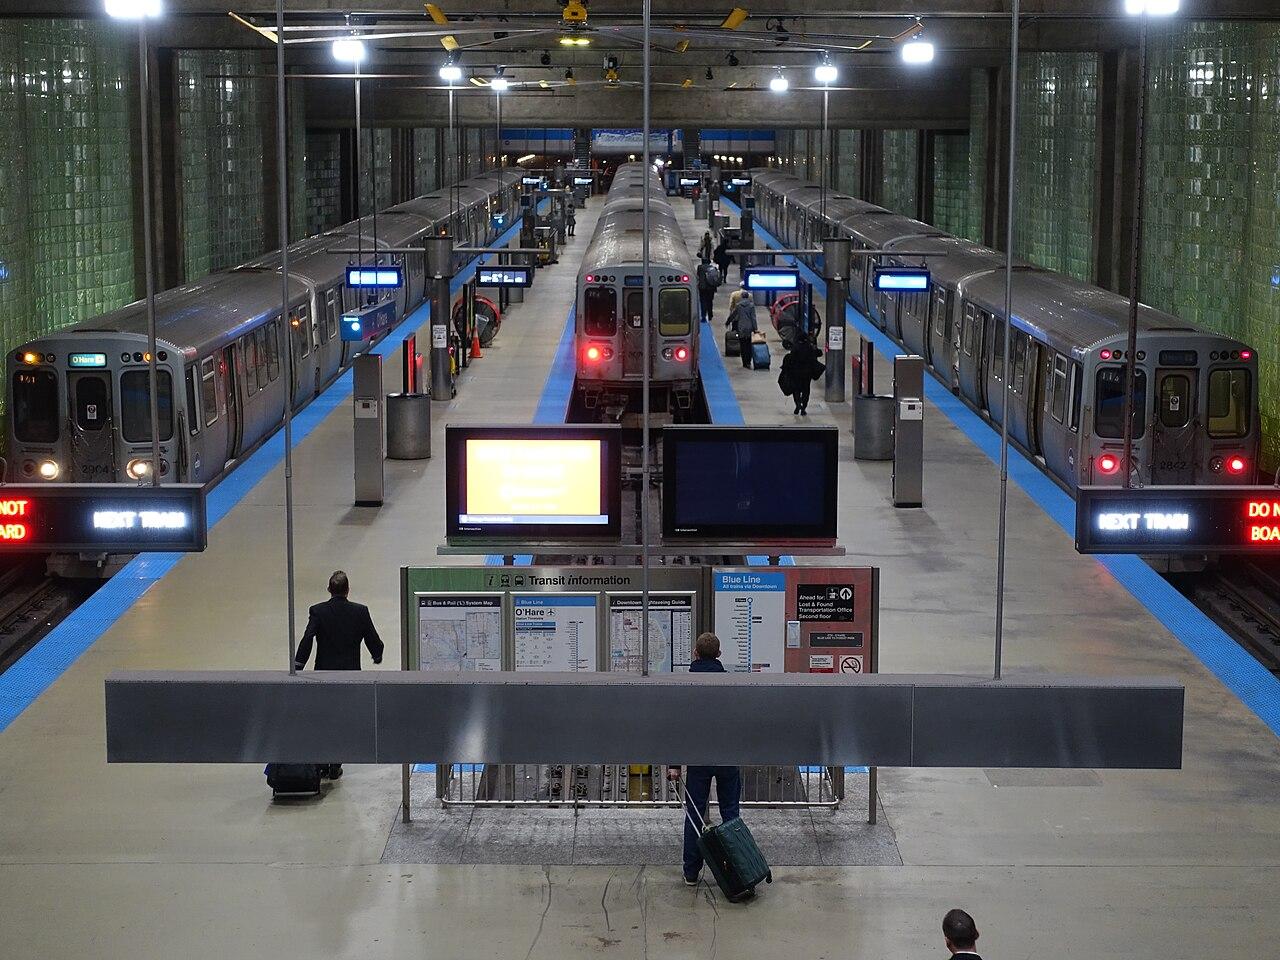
left=120, top=369, right=174, bottom=443
left=267, top=322, right=281, bottom=382
left=625, top=291, right=645, bottom=328
left=1050, top=355, right=1069, bottom=423
left=658, top=287, right=691, bottom=337
left=1158, top=373, right=1193, bottom=429
left=1207, top=368, right=1251, bottom=438
left=292, top=309, right=310, bottom=358
left=200, top=357, right=218, bottom=427
left=72, top=375, right=109, bottom=432
left=930, top=286, right=947, bottom=339
left=583, top=287, right=618, bottom=336
left=185, top=368, right=200, bottom=436
left=1094, top=366, right=1146, bottom=439
left=13, top=369, right=59, bottom=443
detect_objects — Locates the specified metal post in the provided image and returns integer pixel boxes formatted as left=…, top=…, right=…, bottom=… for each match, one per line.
left=994, top=0, right=1020, bottom=681
left=823, top=237, right=850, bottom=402
left=428, top=235, right=453, bottom=401
left=274, top=0, right=298, bottom=673
left=820, top=86, right=829, bottom=223
left=137, top=22, right=161, bottom=489
left=1122, top=14, right=1148, bottom=490
left=640, top=0, right=651, bottom=677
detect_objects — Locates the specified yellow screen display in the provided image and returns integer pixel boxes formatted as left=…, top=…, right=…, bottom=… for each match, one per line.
left=465, top=439, right=603, bottom=520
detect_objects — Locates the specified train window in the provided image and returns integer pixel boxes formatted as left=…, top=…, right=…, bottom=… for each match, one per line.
left=1207, top=368, right=1251, bottom=438
left=990, top=316, right=1005, bottom=379
left=120, top=370, right=174, bottom=443
left=931, top=286, right=947, bottom=339
left=1158, top=373, right=1193, bottom=429
left=961, top=304, right=977, bottom=357
left=1050, top=355, right=1068, bottom=423
left=1070, top=363, right=1082, bottom=431
left=583, top=287, right=618, bottom=336
left=326, top=292, right=339, bottom=341
left=266, top=322, right=281, bottom=382
left=243, top=336, right=258, bottom=396
left=1094, top=366, right=1146, bottom=439
left=658, top=287, right=691, bottom=337
left=12, top=369, right=59, bottom=443
left=73, top=376, right=109, bottom=432
left=185, top=368, right=200, bottom=436
left=200, top=357, right=218, bottom=427
left=293, top=310, right=310, bottom=358
left=1012, top=331, right=1028, bottom=393
left=625, top=291, right=644, bottom=327
left=256, top=327, right=272, bottom=388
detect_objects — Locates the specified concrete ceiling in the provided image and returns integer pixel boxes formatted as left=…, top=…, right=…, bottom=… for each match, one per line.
left=13, top=1, right=1279, bottom=128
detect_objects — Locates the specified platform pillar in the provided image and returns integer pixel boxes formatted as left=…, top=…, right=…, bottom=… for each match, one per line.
left=427, top=235, right=453, bottom=401
left=823, top=237, right=851, bottom=402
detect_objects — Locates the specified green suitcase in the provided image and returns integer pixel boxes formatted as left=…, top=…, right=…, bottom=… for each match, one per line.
left=682, top=779, right=772, bottom=902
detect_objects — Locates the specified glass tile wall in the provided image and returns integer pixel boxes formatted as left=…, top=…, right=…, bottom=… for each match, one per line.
left=177, top=49, right=272, bottom=279
left=1014, top=52, right=1098, bottom=281
left=304, top=131, right=342, bottom=235
left=932, top=133, right=971, bottom=238
left=1143, top=22, right=1280, bottom=470
left=287, top=79, right=307, bottom=241
left=356, top=128, right=392, bottom=217
left=414, top=128, right=439, bottom=195
left=0, top=20, right=136, bottom=418
left=834, top=130, right=860, bottom=195
left=966, top=70, right=988, bottom=243
left=881, top=130, right=919, bottom=217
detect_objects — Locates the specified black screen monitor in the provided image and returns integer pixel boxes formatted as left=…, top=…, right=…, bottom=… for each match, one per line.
left=661, top=426, right=839, bottom=543
left=446, top=425, right=623, bottom=544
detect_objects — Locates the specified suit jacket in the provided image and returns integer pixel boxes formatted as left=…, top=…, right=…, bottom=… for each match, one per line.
left=295, top=596, right=384, bottom=671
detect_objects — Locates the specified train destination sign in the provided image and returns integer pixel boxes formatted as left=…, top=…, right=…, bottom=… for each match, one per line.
left=0, top=484, right=207, bottom=553
left=476, top=266, right=534, bottom=288
left=1076, top=485, right=1280, bottom=554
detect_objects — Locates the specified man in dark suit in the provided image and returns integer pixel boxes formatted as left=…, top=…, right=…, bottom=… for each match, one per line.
left=942, top=908, right=982, bottom=959
left=294, top=571, right=384, bottom=779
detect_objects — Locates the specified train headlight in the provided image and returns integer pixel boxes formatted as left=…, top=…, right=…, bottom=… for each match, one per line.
left=38, top=459, right=60, bottom=480
left=1096, top=453, right=1121, bottom=476
left=22, top=351, right=40, bottom=365
left=1226, top=456, right=1248, bottom=476
left=126, top=458, right=153, bottom=480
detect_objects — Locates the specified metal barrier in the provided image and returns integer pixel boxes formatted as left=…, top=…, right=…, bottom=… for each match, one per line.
left=435, top=762, right=844, bottom=809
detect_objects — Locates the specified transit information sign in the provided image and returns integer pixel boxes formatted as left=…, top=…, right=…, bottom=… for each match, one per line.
left=1076, top=485, right=1280, bottom=554
left=0, top=484, right=207, bottom=552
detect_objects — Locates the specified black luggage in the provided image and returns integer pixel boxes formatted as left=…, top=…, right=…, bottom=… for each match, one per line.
left=724, top=328, right=741, bottom=357
left=750, top=339, right=771, bottom=370
left=265, top=763, right=322, bottom=799
left=681, top=778, right=772, bottom=902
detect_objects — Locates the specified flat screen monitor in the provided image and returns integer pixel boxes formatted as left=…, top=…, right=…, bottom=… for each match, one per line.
left=662, top=426, right=839, bottom=543
left=446, top=425, right=622, bottom=543
left=476, top=266, right=533, bottom=288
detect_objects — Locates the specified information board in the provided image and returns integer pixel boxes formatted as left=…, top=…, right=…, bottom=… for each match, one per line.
left=416, top=594, right=503, bottom=671
left=1076, top=485, right=1280, bottom=554
left=607, top=593, right=692, bottom=673
left=0, top=484, right=206, bottom=552
left=711, top=570, right=786, bottom=673
left=783, top=569, right=877, bottom=676
left=513, top=593, right=598, bottom=671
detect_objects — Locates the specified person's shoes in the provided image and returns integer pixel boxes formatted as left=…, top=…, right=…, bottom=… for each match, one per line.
left=800, top=408, right=808, bottom=416
left=327, top=764, right=343, bottom=780
left=793, top=406, right=801, bottom=415
left=683, top=872, right=701, bottom=887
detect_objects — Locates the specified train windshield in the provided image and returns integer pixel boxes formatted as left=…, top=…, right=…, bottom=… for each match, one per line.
left=1207, top=368, right=1250, bottom=438
left=120, top=370, right=175, bottom=443
left=13, top=369, right=58, bottom=443
left=1094, top=366, right=1146, bottom=439
left=658, top=287, right=691, bottom=337
left=583, top=287, right=617, bottom=336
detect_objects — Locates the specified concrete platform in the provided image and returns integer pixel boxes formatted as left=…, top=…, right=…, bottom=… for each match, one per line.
left=1, top=196, right=1279, bottom=959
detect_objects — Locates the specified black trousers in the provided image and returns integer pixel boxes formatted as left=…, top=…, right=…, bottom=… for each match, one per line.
left=699, top=289, right=715, bottom=324
left=793, top=381, right=811, bottom=411
left=739, top=333, right=753, bottom=367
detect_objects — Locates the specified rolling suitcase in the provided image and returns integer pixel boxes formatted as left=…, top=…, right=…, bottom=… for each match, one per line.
left=724, top=328, right=740, bottom=357
left=681, top=777, right=772, bottom=902
left=750, top=338, right=771, bottom=371
left=264, top=763, right=322, bottom=799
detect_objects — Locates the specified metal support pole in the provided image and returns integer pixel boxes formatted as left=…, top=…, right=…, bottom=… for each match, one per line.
left=137, top=22, right=161, bottom=489
left=273, top=1, right=298, bottom=673
left=640, top=0, right=651, bottom=677
left=823, top=237, right=850, bottom=402
left=820, top=86, right=829, bottom=223
left=1122, top=14, right=1148, bottom=490
left=428, top=235, right=453, bottom=401
left=994, top=0, right=1021, bottom=681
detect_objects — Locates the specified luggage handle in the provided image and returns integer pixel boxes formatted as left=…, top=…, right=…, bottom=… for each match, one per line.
left=668, top=769, right=710, bottom=834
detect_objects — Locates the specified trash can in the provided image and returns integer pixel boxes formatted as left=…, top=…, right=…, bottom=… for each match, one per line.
left=386, top=393, right=431, bottom=460
left=693, top=197, right=709, bottom=219
left=853, top=394, right=894, bottom=461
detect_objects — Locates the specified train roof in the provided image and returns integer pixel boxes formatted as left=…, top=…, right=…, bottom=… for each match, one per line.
left=882, top=234, right=1010, bottom=288
left=579, top=163, right=694, bottom=274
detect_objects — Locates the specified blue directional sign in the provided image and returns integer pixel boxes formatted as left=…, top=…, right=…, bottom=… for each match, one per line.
left=874, top=266, right=930, bottom=292
left=346, top=265, right=403, bottom=288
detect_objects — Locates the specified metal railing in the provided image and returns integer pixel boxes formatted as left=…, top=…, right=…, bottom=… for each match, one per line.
left=434, top=763, right=844, bottom=809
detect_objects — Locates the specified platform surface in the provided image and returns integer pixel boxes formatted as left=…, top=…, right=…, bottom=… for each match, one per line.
left=1, top=197, right=1279, bottom=959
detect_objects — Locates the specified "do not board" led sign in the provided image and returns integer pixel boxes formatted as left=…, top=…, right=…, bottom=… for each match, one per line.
left=1076, top=485, right=1280, bottom=554
left=0, top=484, right=207, bottom=553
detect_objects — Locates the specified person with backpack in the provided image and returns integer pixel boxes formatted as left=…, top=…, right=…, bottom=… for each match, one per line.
left=730, top=292, right=758, bottom=368
left=696, top=256, right=721, bottom=324
left=778, top=330, right=825, bottom=415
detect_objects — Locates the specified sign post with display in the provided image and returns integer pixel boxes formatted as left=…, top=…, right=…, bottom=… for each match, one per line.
left=1076, top=486, right=1280, bottom=554
left=0, top=484, right=206, bottom=552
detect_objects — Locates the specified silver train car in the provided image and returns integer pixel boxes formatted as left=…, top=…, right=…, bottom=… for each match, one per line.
left=751, top=169, right=1261, bottom=489
left=575, top=162, right=699, bottom=420
left=7, top=170, right=522, bottom=485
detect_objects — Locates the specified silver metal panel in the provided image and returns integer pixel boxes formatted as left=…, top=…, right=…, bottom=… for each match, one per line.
left=893, top=355, right=925, bottom=507
left=352, top=353, right=384, bottom=505
left=105, top=672, right=1184, bottom=770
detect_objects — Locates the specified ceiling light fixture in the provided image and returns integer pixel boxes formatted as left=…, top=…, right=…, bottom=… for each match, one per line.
left=901, top=38, right=934, bottom=64
left=769, top=69, right=788, bottom=93
left=439, top=55, right=462, bottom=82
left=331, top=38, right=367, bottom=64
left=814, top=55, right=837, bottom=84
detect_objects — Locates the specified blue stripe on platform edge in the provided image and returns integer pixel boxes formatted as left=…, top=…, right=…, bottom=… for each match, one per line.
left=0, top=216, right=532, bottom=734
left=724, top=196, right=1280, bottom=740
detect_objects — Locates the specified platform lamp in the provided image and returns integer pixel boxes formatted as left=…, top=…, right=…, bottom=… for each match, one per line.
left=106, top=0, right=164, bottom=486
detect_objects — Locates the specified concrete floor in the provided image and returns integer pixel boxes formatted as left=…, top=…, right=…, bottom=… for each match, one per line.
left=2, top=196, right=1280, bottom=958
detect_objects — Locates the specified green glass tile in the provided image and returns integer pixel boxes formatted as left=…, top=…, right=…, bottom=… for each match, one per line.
left=932, top=132, right=970, bottom=238
left=881, top=129, right=918, bottom=217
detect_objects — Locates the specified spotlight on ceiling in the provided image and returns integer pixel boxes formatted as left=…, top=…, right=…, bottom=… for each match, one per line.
left=439, top=55, right=462, bottom=82
left=901, top=39, right=935, bottom=64
left=769, top=69, right=788, bottom=93
left=814, top=56, right=837, bottom=84
left=331, top=38, right=367, bottom=64
left=728, top=51, right=740, bottom=67
left=491, top=73, right=509, bottom=91
left=1125, top=0, right=1180, bottom=13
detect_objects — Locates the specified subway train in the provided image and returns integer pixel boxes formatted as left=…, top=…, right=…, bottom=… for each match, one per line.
left=750, top=169, right=1261, bottom=489
left=7, top=169, right=523, bottom=486
left=574, top=162, right=699, bottom=421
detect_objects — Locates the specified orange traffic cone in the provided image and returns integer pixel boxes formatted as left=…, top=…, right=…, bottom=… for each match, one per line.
left=471, top=326, right=483, bottom=359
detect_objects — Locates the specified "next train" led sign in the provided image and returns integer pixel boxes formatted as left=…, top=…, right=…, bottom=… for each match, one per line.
left=1076, top=486, right=1280, bottom=554
left=0, top=484, right=207, bottom=553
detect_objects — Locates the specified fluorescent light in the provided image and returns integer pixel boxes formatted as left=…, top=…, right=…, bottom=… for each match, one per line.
left=439, top=62, right=462, bottom=82
left=769, top=71, right=788, bottom=93
left=815, top=61, right=837, bottom=84
left=1125, top=0, right=1179, bottom=12
left=901, top=40, right=934, bottom=64
left=104, top=0, right=162, bottom=17
left=517, top=153, right=536, bottom=163
left=491, top=74, right=509, bottom=91
left=332, top=38, right=367, bottom=63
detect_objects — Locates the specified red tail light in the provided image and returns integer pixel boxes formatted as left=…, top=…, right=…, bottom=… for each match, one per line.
left=584, top=345, right=602, bottom=363
left=1240, top=350, right=1253, bottom=360
left=674, top=346, right=689, bottom=361
left=1226, top=456, right=1248, bottom=476
left=1097, top=453, right=1121, bottom=476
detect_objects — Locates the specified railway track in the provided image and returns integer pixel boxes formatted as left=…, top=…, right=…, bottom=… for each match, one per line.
left=0, top=561, right=99, bottom=675
left=1182, top=560, right=1280, bottom=676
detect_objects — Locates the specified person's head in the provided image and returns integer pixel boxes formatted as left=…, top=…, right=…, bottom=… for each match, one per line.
left=942, top=909, right=978, bottom=954
left=328, top=570, right=350, bottom=597
left=694, top=632, right=721, bottom=660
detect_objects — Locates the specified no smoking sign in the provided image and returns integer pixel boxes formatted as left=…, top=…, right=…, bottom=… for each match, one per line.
left=839, top=655, right=863, bottom=674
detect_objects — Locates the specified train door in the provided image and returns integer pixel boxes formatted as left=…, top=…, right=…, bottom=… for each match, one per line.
left=1151, top=368, right=1197, bottom=483
left=222, top=344, right=241, bottom=461
left=67, top=370, right=114, bottom=481
left=622, top=285, right=645, bottom=378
